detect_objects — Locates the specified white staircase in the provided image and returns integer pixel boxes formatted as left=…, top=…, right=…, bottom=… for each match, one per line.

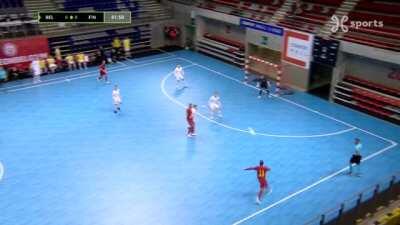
left=269, top=0, right=296, bottom=24
left=319, top=0, right=361, bottom=38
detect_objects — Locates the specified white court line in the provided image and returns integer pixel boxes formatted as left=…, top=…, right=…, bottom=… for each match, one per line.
left=156, top=48, right=177, bottom=57
left=0, top=161, right=3, bottom=181
left=160, top=64, right=398, bottom=222
left=0, top=65, right=127, bottom=91
left=161, top=67, right=356, bottom=138
left=0, top=52, right=179, bottom=92
left=158, top=54, right=399, bottom=223
left=5, top=57, right=182, bottom=93
left=129, top=56, right=177, bottom=64
left=125, top=58, right=139, bottom=64
left=116, top=60, right=129, bottom=66
left=176, top=57, right=398, bottom=145
left=124, top=49, right=178, bottom=64
left=248, top=127, right=256, bottom=135
left=179, top=57, right=355, bottom=128
left=232, top=141, right=398, bottom=225
left=275, top=96, right=397, bottom=144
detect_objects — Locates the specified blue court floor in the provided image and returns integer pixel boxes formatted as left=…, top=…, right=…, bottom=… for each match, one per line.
left=0, top=50, right=399, bottom=225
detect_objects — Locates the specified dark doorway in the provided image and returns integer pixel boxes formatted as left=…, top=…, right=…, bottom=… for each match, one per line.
left=308, top=62, right=334, bottom=100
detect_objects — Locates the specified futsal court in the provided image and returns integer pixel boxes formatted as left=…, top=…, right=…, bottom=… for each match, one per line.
left=0, top=50, right=399, bottom=225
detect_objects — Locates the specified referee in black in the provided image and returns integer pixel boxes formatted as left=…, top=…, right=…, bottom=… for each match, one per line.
left=349, top=138, right=362, bottom=176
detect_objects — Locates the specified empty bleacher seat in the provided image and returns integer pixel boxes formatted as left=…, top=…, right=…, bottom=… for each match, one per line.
left=198, top=0, right=283, bottom=22
left=342, top=0, right=400, bottom=51
left=196, top=33, right=245, bottom=67
left=344, top=76, right=400, bottom=98
left=356, top=0, right=400, bottom=15
left=0, top=12, right=40, bottom=39
left=342, top=32, right=400, bottom=52
left=63, top=0, right=115, bottom=11
left=0, top=0, right=24, bottom=9
left=333, top=75, right=400, bottom=124
left=48, top=24, right=152, bottom=58
left=204, top=33, right=244, bottom=50
left=278, top=0, right=343, bottom=34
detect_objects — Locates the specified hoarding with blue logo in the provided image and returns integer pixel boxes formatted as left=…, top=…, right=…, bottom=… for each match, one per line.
left=239, top=18, right=284, bottom=36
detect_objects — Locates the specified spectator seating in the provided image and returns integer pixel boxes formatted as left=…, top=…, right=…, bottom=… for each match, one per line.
left=31, top=0, right=171, bottom=63
left=196, top=0, right=399, bottom=52
left=278, top=0, right=343, bottom=34
left=212, top=0, right=240, bottom=8
left=0, top=0, right=40, bottom=38
left=341, top=0, right=400, bottom=51
left=333, top=75, right=400, bottom=124
left=0, top=13, right=40, bottom=39
left=0, top=0, right=24, bottom=10
left=345, top=75, right=400, bottom=98
left=62, top=0, right=139, bottom=14
left=48, top=24, right=151, bottom=59
left=33, top=0, right=171, bottom=57
left=54, top=0, right=170, bottom=21
left=239, top=0, right=283, bottom=18
left=196, top=33, right=245, bottom=67
left=197, top=0, right=284, bottom=23
left=167, top=0, right=195, bottom=5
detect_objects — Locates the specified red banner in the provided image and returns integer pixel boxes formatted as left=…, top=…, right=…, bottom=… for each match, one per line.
left=0, top=36, right=49, bottom=70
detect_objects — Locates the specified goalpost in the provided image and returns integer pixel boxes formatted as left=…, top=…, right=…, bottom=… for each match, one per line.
left=245, top=55, right=287, bottom=95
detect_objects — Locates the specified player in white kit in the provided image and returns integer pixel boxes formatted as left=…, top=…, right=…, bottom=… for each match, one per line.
left=30, top=59, right=41, bottom=84
left=174, top=65, right=186, bottom=89
left=208, top=92, right=222, bottom=118
left=112, top=85, right=122, bottom=114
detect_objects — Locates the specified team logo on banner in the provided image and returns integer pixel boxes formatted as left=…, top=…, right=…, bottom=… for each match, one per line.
left=3, top=43, right=17, bottom=57
left=0, top=36, right=49, bottom=68
left=282, top=30, right=314, bottom=69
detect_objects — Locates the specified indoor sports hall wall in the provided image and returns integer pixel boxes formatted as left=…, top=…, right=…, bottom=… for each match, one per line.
left=165, top=1, right=400, bottom=92
left=281, top=61, right=310, bottom=91
left=194, top=8, right=241, bottom=42
left=246, top=29, right=282, bottom=52
left=343, top=54, right=400, bottom=89
left=163, top=0, right=194, bottom=47
left=200, top=17, right=245, bottom=42
left=151, top=19, right=179, bottom=48
left=192, top=7, right=312, bottom=91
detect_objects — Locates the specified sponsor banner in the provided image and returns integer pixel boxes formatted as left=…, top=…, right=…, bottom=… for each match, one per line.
left=240, top=18, right=284, bottom=36
left=282, top=30, right=314, bottom=69
left=0, top=36, right=49, bottom=68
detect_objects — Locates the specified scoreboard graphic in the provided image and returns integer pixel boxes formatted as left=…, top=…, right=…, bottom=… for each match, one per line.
left=36, top=11, right=131, bottom=24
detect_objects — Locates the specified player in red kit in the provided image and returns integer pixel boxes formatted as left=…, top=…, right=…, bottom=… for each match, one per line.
left=245, top=160, right=271, bottom=204
left=97, top=60, right=109, bottom=83
left=186, top=103, right=197, bottom=137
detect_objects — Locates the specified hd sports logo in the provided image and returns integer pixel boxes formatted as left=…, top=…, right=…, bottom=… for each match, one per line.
left=330, top=15, right=383, bottom=33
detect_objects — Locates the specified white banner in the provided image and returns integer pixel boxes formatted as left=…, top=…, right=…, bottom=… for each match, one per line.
left=283, top=30, right=314, bottom=69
